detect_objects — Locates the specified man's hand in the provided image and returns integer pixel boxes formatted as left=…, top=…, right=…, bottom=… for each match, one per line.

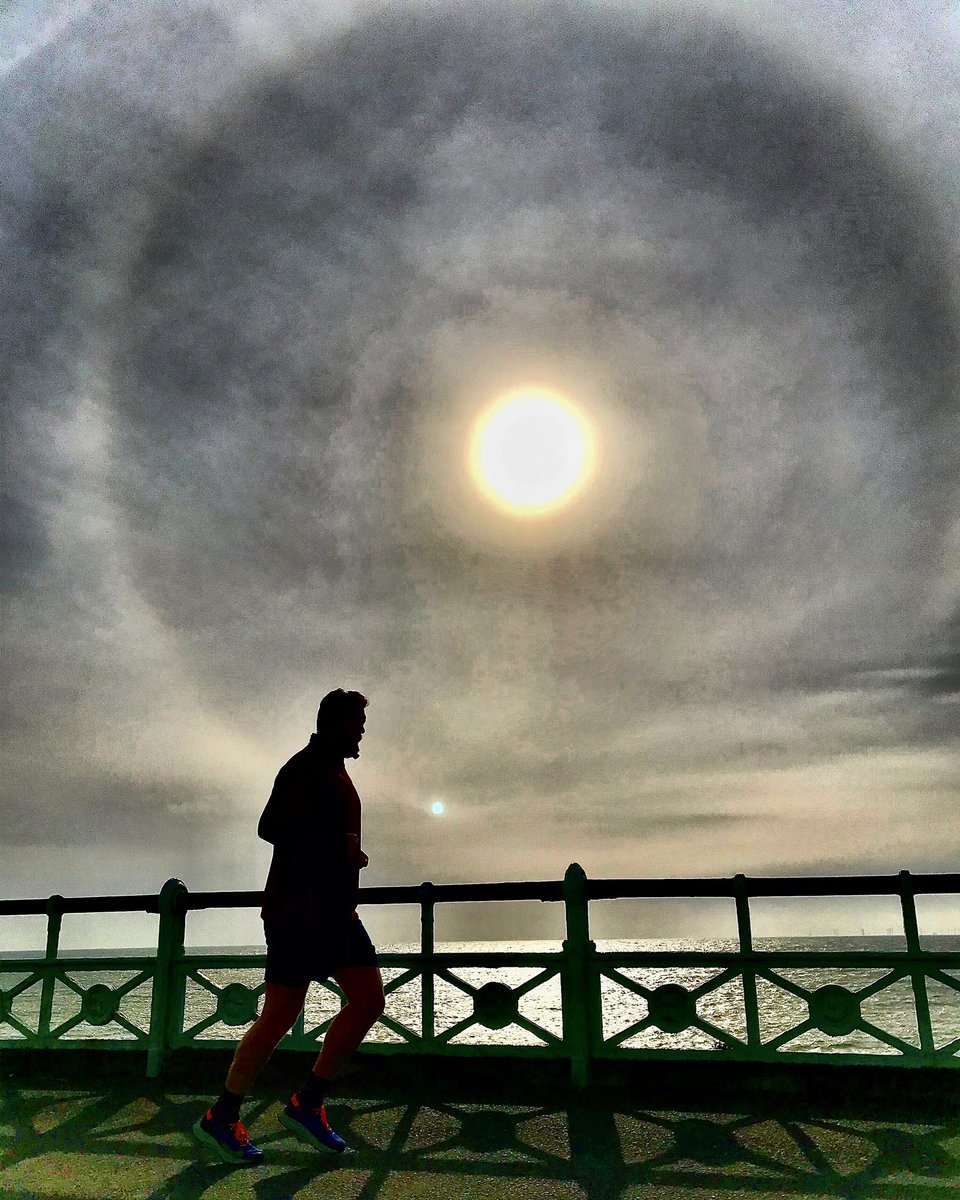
left=345, top=832, right=369, bottom=869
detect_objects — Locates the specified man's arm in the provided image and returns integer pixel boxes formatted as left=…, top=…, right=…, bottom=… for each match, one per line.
left=257, top=776, right=293, bottom=845
left=258, top=766, right=332, bottom=848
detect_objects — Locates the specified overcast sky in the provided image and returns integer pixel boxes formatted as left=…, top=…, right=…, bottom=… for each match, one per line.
left=1, top=0, right=957, bottom=947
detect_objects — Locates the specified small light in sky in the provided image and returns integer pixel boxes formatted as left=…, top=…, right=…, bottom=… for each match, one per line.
left=431, top=800, right=445, bottom=815
left=468, top=386, right=596, bottom=517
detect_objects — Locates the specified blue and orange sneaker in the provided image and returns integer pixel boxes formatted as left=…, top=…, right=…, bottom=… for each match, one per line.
left=192, top=1108, right=264, bottom=1165
left=279, top=1094, right=355, bottom=1155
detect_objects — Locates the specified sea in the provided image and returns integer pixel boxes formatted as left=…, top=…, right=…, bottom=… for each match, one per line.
left=1, top=937, right=957, bottom=1057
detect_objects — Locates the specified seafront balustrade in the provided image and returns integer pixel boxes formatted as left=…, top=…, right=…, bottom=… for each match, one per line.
left=1, top=865, right=957, bottom=1083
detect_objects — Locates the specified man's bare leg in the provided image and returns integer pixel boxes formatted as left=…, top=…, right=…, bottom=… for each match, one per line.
left=225, top=981, right=309, bottom=1096
left=274, top=966, right=386, bottom=1154
left=311, top=965, right=386, bottom=1081
left=194, top=981, right=308, bottom=1162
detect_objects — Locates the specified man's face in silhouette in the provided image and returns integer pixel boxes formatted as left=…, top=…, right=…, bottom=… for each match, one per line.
left=336, top=708, right=366, bottom=760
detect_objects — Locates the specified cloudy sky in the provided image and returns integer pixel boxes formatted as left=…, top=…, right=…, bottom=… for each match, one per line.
left=2, top=0, right=957, bottom=946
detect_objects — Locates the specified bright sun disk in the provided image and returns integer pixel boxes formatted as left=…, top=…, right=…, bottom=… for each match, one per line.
left=468, top=386, right=596, bottom=517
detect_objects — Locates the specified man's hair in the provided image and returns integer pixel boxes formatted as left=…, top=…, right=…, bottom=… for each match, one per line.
left=316, top=688, right=368, bottom=731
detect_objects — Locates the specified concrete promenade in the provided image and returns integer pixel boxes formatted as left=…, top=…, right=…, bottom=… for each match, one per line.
left=1, top=1051, right=958, bottom=1200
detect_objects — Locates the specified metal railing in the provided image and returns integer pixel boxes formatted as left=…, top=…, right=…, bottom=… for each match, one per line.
left=1, top=866, right=957, bottom=1083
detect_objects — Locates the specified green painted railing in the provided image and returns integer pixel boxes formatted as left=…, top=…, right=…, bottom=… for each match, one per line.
left=1, top=866, right=957, bottom=1084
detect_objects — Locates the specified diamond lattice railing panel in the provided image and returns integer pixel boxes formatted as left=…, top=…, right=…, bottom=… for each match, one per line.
left=445, top=1021, right=548, bottom=1047
left=363, top=1023, right=409, bottom=1044
left=181, top=971, right=220, bottom=1037
left=518, top=972, right=563, bottom=1042
left=859, top=976, right=920, bottom=1048
left=106, top=975, right=152, bottom=1039
left=599, top=966, right=745, bottom=1051
left=773, top=1024, right=900, bottom=1056
left=754, top=967, right=921, bottom=1057
left=690, top=976, right=747, bottom=1046
left=756, top=974, right=808, bottom=1043
left=0, top=973, right=42, bottom=1039
left=768, top=967, right=895, bottom=995
left=371, top=972, right=421, bottom=1041
left=928, top=973, right=960, bottom=1053
left=177, top=958, right=425, bottom=1033
left=51, top=977, right=82, bottom=1032
left=46, top=970, right=152, bottom=1041
left=431, top=966, right=562, bottom=1046
left=432, top=972, right=474, bottom=1035
left=599, top=970, right=648, bottom=1042
left=111, top=974, right=153, bottom=1038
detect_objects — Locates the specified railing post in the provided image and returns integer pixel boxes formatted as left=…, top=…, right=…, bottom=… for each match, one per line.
left=562, top=863, right=596, bottom=1088
left=38, top=895, right=64, bottom=1045
left=899, top=870, right=935, bottom=1059
left=420, top=881, right=435, bottom=1047
left=734, top=874, right=761, bottom=1053
left=148, top=878, right=187, bottom=1078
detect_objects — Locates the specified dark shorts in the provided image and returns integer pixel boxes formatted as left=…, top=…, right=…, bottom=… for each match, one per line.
left=263, top=913, right=377, bottom=986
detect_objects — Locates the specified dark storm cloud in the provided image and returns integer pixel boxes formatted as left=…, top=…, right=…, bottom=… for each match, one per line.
left=767, top=651, right=960, bottom=700
left=0, top=182, right=88, bottom=376
left=0, top=178, right=92, bottom=591
left=2, top=770, right=238, bottom=849
left=598, top=17, right=958, bottom=402
left=105, top=3, right=957, bottom=702
left=0, top=492, right=50, bottom=592
left=0, top=2, right=236, bottom=601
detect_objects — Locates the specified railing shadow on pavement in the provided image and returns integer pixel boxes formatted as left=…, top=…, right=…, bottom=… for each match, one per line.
left=1, top=1051, right=958, bottom=1200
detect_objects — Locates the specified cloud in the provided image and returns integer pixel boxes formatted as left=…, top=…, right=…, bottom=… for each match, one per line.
left=1, top=0, right=957, bottom=903
left=3, top=771, right=236, bottom=849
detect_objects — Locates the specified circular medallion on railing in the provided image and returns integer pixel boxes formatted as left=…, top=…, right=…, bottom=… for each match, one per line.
left=808, top=984, right=860, bottom=1036
left=81, top=984, right=120, bottom=1027
left=473, top=981, right=518, bottom=1029
left=217, top=982, right=259, bottom=1026
left=648, top=984, right=696, bottom=1033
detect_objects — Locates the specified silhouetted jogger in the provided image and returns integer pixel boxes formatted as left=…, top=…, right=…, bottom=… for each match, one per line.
left=193, top=688, right=384, bottom=1164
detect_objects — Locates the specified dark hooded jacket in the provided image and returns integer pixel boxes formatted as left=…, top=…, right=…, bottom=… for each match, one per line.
left=258, top=735, right=361, bottom=926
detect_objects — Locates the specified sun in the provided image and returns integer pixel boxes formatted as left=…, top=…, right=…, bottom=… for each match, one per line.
left=468, top=386, right=596, bottom=517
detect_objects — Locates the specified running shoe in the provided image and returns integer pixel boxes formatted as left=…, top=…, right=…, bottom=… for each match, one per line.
left=279, top=1094, right=355, bottom=1155
left=192, top=1108, right=264, bottom=1165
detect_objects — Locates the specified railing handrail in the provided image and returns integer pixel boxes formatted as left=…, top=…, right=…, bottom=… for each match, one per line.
left=3, top=870, right=959, bottom=916
left=586, top=872, right=960, bottom=899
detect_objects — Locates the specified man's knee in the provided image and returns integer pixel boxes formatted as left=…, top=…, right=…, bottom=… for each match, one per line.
left=260, top=983, right=307, bottom=1032
left=343, top=989, right=384, bottom=1026
left=260, top=1006, right=300, bottom=1036
left=341, top=981, right=385, bottom=1022
left=365, top=988, right=386, bottom=1021
left=249, top=1010, right=293, bottom=1046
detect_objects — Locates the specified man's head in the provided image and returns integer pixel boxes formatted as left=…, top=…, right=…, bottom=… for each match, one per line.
left=316, top=688, right=368, bottom=759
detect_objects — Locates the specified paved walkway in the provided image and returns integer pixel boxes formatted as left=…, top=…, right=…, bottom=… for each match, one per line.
left=2, top=1052, right=958, bottom=1199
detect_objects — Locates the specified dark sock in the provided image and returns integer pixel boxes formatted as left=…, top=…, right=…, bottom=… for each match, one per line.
left=210, top=1086, right=243, bottom=1125
left=295, top=1071, right=331, bottom=1108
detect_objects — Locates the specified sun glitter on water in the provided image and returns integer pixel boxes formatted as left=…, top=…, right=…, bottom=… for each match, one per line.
left=468, top=386, right=597, bottom=517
